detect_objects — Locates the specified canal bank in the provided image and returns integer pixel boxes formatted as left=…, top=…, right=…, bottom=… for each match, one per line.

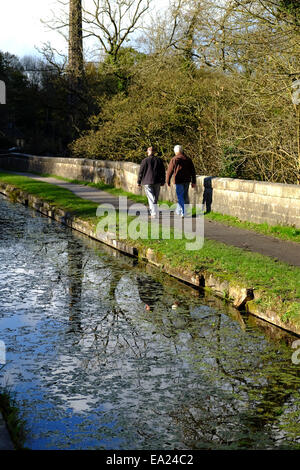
left=0, top=190, right=300, bottom=450
left=0, top=171, right=299, bottom=336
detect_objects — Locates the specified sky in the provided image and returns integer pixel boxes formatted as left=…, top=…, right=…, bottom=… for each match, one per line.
left=0, top=0, right=169, bottom=60
left=0, top=1, right=66, bottom=58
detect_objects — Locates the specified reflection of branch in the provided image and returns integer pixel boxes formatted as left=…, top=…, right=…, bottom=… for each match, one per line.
left=171, top=402, right=238, bottom=446
left=117, top=309, right=146, bottom=357
left=72, top=301, right=149, bottom=369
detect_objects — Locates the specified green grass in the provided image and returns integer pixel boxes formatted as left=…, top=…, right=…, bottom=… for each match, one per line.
left=0, top=171, right=100, bottom=223
left=134, top=234, right=300, bottom=324
left=0, top=170, right=300, bottom=324
left=205, top=211, right=300, bottom=244
left=30, top=171, right=300, bottom=244
left=137, top=234, right=300, bottom=298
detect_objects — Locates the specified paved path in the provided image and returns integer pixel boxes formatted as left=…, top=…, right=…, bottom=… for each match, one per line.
left=6, top=172, right=300, bottom=268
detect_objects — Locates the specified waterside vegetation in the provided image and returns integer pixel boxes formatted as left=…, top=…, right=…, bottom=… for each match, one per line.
left=1, top=1, right=300, bottom=183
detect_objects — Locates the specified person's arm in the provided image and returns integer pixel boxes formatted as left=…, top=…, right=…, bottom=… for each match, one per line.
left=190, top=159, right=196, bottom=186
left=137, top=159, right=146, bottom=186
left=166, top=159, right=175, bottom=186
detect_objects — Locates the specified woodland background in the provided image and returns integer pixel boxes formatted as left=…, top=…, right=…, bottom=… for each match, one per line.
left=0, top=0, right=299, bottom=183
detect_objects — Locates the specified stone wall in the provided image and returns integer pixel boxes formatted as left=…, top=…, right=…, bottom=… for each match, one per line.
left=1, top=153, right=300, bottom=227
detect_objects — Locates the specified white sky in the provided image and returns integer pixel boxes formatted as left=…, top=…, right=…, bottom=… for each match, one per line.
left=0, top=1, right=65, bottom=57
left=0, top=0, right=169, bottom=60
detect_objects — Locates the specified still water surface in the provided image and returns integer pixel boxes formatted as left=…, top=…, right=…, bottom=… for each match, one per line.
left=0, top=194, right=300, bottom=450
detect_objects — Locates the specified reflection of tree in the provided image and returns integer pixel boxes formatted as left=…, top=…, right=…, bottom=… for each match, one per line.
left=166, top=314, right=300, bottom=449
left=237, top=366, right=300, bottom=448
left=67, top=239, right=84, bottom=334
left=136, top=274, right=164, bottom=311
left=68, top=267, right=151, bottom=370
left=50, top=238, right=300, bottom=449
left=0, top=197, right=31, bottom=245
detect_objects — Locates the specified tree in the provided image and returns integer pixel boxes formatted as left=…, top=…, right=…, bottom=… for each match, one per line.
left=44, top=0, right=152, bottom=64
left=67, top=0, right=86, bottom=139
left=42, top=0, right=152, bottom=123
left=83, top=0, right=152, bottom=63
left=68, top=0, right=84, bottom=79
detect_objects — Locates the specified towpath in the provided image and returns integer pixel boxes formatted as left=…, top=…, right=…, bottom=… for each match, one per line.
left=4, top=172, right=300, bottom=268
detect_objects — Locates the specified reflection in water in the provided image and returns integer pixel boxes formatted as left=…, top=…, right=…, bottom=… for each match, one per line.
left=136, top=275, right=164, bottom=312
left=0, top=194, right=300, bottom=450
left=67, top=240, right=84, bottom=334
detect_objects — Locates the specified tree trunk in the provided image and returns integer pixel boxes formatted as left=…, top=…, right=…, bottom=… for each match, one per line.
left=67, top=0, right=85, bottom=145
left=68, top=0, right=84, bottom=79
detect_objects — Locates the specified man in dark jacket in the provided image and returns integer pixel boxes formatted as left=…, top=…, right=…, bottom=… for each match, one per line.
left=166, top=145, right=196, bottom=217
left=137, top=146, right=166, bottom=218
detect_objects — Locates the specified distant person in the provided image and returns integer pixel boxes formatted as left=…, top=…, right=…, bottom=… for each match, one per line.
left=137, top=146, right=166, bottom=218
left=166, top=145, right=196, bottom=217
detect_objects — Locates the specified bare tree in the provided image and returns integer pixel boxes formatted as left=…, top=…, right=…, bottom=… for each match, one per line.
left=82, top=0, right=152, bottom=62
left=43, top=0, right=152, bottom=64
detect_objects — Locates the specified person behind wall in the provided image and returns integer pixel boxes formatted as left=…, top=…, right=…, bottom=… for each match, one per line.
left=166, top=145, right=196, bottom=217
left=137, top=146, right=166, bottom=218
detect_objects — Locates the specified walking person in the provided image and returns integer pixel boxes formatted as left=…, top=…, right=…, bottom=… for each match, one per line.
left=166, top=145, right=196, bottom=217
left=137, top=146, right=166, bottom=218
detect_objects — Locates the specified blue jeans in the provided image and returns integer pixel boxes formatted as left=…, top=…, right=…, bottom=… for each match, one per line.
left=175, top=183, right=190, bottom=216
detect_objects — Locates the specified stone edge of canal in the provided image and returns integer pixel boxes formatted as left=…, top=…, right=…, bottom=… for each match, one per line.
left=0, top=181, right=299, bottom=340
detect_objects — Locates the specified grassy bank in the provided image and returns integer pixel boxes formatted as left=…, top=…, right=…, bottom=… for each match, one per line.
left=29, top=172, right=300, bottom=244
left=0, top=172, right=100, bottom=223
left=0, top=171, right=300, bottom=329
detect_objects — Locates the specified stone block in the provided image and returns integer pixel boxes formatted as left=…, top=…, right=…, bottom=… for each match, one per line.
left=229, top=285, right=254, bottom=309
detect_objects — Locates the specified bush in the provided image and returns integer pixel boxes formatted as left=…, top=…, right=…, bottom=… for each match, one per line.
left=71, top=54, right=299, bottom=183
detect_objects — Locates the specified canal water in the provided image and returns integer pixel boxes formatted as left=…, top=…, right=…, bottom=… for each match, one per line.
left=0, top=194, right=300, bottom=450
